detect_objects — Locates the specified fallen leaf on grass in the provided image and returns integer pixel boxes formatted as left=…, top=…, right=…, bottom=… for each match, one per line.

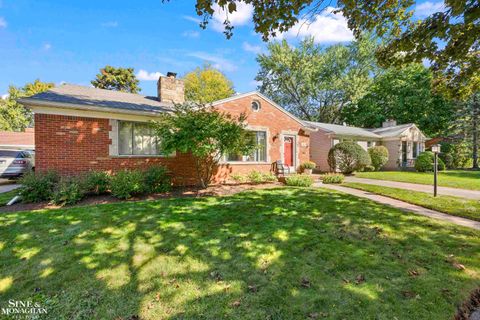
left=301, top=277, right=311, bottom=288
left=355, top=274, right=365, bottom=284
left=408, top=269, right=420, bottom=277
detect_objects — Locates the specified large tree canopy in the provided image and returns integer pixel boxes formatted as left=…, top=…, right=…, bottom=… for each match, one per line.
left=342, top=64, right=454, bottom=137
left=184, top=64, right=235, bottom=103
left=0, top=79, right=54, bottom=131
left=91, top=65, right=140, bottom=94
left=178, top=0, right=479, bottom=94
left=256, top=36, right=376, bottom=123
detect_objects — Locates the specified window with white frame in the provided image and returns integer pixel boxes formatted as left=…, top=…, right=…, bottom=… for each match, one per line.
left=118, top=121, right=162, bottom=155
left=413, top=141, right=419, bottom=158
left=226, top=131, right=267, bottom=162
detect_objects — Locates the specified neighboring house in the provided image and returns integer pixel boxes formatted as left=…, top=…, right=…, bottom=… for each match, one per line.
left=19, top=73, right=312, bottom=185
left=306, top=120, right=427, bottom=171
left=0, top=128, right=35, bottom=150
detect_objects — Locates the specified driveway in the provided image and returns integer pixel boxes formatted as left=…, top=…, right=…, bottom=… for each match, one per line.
left=0, top=179, right=20, bottom=193
left=345, top=176, right=480, bottom=200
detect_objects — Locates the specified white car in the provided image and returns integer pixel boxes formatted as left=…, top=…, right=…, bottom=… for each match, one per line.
left=0, top=149, right=35, bottom=179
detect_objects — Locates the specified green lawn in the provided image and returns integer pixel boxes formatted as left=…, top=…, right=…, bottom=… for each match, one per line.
left=0, top=189, right=19, bottom=206
left=355, top=170, right=480, bottom=190
left=0, top=188, right=479, bottom=319
left=343, top=182, right=480, bottom=222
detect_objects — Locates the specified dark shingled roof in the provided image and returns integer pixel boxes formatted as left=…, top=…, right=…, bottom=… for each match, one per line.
left=22, top=83, right=174, bottom=114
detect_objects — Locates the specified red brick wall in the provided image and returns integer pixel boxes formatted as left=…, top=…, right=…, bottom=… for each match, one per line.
left=34, top=94, right=310, bottom=185
left=34, top=114, right=198, bottom=185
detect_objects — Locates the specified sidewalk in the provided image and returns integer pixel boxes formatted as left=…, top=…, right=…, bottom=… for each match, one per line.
left=316, top=182, right=480, bottom=230
left=345, top=176, right=480, bottom=200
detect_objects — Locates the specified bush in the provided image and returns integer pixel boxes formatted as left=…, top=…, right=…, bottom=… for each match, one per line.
left=439, top=141, right=471, bottom=169
left=363, top=165, right=375, bottom=172
left=110, top=169, right=145, bottom=199
left=327, top=141, right=371, bottom=174
left=19, top=171, right=59, bottom=203
left=247, top=170, right=264, bottom=184
left=143, top=166, right=171, bottom=194
left=368, top=146, right=389, bottom=171
left=52, top=177, right=86, bottom=206
left=322, top=173, right=344, bottom=184
left=230, top=173, right=247, bottom=183
left=83, top=171, right=111, bottom=195
left=261, top=172, right=277, bottom=182
left=284, top=174, right=314, bottom=187
left=415, top=151, right=446, bottom=172
left=301, top=161, right=316, bottom=170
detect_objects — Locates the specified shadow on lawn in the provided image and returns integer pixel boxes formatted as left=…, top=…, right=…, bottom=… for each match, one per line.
left=0, top=188, right=478, bottom=319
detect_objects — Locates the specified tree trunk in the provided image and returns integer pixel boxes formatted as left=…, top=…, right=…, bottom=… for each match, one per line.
left=473, top=94, right=479, bottom=169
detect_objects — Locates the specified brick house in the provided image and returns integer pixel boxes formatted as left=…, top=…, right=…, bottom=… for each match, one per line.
left=19, top=73, right=313, bottom=185
left=305, top=120, right=427, bottom=171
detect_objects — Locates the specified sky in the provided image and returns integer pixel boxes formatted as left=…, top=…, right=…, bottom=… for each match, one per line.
left=0, top=0, right=444, bottom=98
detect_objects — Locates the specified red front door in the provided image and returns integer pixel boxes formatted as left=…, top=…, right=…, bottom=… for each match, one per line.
left=283, top=136, right=294, bottom=167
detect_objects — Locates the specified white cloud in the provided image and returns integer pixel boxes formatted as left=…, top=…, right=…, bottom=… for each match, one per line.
left=242, top=42, right=262, bottom=54
left=415, top=1, right=445, bottom=18
left=276, top=7, right=354, bottom=44
left=136, top=69, right=164, bottom=81
left=182, top=30, right=200, bottom=38
left=43, top=43, right=52, bottom=51
left=211, top=2, right=253, bottom=32
left=183, top=15, right=202, bottom=24
left=187, top=52, right=237, bottom=72
left=101, top=21, right=118, bottom=27
left=0, top=17, right=7, bottom=28
left=1, top=93, right=8, bottom=100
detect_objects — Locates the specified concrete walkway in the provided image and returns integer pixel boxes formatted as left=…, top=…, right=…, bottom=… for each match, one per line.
left=345, top=176, right=480, bottom=200
left=316, top=182, right=480, bottom=230
left=0, top=179, right=20, bottom=193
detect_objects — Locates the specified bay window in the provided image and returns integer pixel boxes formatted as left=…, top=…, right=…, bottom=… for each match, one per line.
left=118, top=121, right=162, bottom=156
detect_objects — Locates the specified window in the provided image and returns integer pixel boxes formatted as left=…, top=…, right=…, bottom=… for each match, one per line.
left=226, top=131, right=267, bottom=162
left=413, top=142, right=418, bottom=158
left=367, top=141, right=375, bottom=148
left=251, top=101, right=261, bottom=112
left=118, top=121, right=162, bottom=155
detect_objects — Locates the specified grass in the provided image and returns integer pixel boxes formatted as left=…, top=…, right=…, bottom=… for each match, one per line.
left=343, top=182, right=480, bottom=222
left=355, top=170, right=480, bottom=191
left=0, top=189, right=19, bottom=206
left=0, top=188, right=479, bottom=319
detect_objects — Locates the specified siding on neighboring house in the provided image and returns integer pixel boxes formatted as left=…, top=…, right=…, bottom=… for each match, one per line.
left=381, top=140, right=401, bottom=170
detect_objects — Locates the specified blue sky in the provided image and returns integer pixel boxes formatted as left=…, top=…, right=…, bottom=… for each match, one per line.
left=0, top=0, right=443, bottom=98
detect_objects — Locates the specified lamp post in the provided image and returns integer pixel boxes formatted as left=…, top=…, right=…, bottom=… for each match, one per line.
left=431, top=144, right=441, bottom=197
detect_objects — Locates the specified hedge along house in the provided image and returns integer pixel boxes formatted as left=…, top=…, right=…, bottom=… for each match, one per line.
left=306, top=120, right=427, bottom=171
left=19, top=73, right=313, bottom=185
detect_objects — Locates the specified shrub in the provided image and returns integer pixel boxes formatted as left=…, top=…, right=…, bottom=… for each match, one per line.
left=439, top=141, right=471, bottom=169
left=327, top=141, right=371, bottom=174
left=247, top=170, right=265, bottom=184
left=143, top=166, right=171, bottom=194
left=363, top=165, right=375, bottom=172
left=110, top=169, right=145, bottom=199
left=230, top=173, right=247, bottom=183
left=284, top=174, right=314, bottom=187
left=415, top=151, right=446, bottom=172
left=261, top=172, right=277, bottom=182
left=322, top=173, right=344, bottom=184
left=19, top=171, right=59, bottom=203
left=52, top=177, right=86, bottom=206
left=83, top=171, right=111, bottom=195
left=368, top=146, right=389, bottom=171
left=301, top=161, right=316, bottom=170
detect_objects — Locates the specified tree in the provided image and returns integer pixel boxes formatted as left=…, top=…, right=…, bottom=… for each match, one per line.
left=91, top=65, right=140, bottom=93
left=184, top=64, right=235, bottom=103
left=256, top=36, right=376, bottom=123
left=152, top=103, right=255, bottom=188
left=453, top=93, right=480, bottom=169
left=181, top=0, right=478, bottom=94
left=342, top=64, right=454, bottom=137
left=0, top=79, right=54, bottom=131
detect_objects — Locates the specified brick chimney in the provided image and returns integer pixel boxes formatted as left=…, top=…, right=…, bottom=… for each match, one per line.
left=382, top=119, right=397, bottom=128
left=157, top=72, right=185, bottom=104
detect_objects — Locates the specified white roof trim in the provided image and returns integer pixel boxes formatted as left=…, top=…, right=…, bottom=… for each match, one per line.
left=210, top=91, right=315, bottom=131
